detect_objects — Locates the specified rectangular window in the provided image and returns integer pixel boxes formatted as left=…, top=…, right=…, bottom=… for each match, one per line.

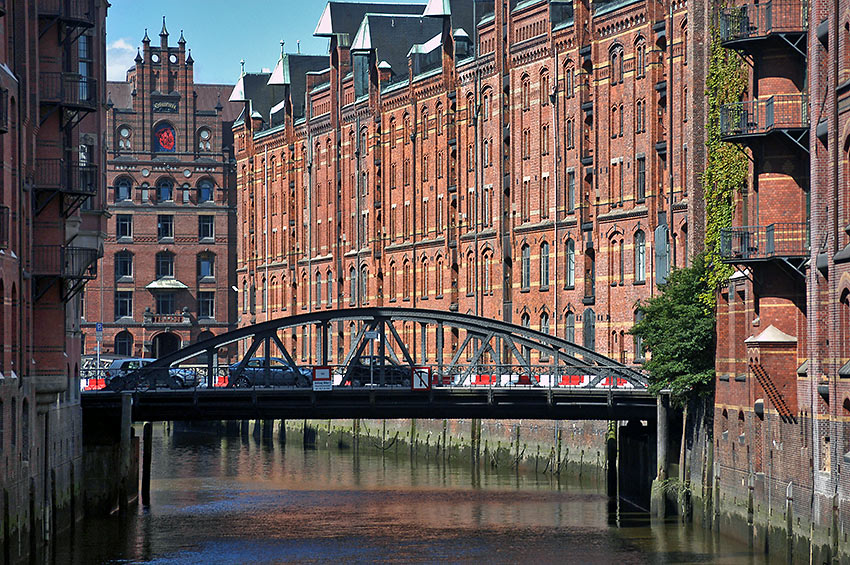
left=115, top=254, right=132, bottom=279
left=156, top=292, right=175, bottom=315
left=199, top=216, right=214, bottom=240
left=567, top=170, right=576, bottom=212
left=541, top=176, right=550, bottom=219
left=116, top=214, right=133, bottom=239
left=156, top=254, right=174, bottom=279
left=114, top=291, right=132, bottom=319
left=636, top=156, right=646, bottom=202
left=157, top=215, right=174, bottom=240
left=198, top=291, right=215, bottom=318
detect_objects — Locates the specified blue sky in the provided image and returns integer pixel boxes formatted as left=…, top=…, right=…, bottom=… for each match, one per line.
left=106, top=0, right=421, bottom=84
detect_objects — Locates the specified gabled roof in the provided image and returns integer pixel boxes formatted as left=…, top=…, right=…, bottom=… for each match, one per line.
left=744, top=325, right=797, bottom=344
left=107, top=81, right=240, bottom=123
left=423, top=0, right=451, bottom=17
left=350, top=13, right=442, bottom=80
left=314, top=1, right=426, bottom=39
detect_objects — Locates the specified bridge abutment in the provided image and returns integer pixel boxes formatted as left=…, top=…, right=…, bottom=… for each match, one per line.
left=82, top=393, right=138, bottom=515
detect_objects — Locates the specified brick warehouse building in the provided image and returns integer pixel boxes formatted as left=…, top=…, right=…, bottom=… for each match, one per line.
left=81, top=20, right=240, bottom=360
left=710, top=0, right=850, bottom=553
left=230, top=0, right=704, bottom=367
left=0, top=0, right=108, bottom=558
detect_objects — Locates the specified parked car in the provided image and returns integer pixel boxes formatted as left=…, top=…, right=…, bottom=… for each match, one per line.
left=345, top=356, right=411, bottom=387
left=227, top=357, right=311, bottom=388
left=105, top=358, right=198, bottom=391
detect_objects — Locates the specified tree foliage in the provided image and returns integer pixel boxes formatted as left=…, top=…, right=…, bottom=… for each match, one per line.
left=629, top=254, right=716, bottom=404
left=701, top=21, right=748, bottom=307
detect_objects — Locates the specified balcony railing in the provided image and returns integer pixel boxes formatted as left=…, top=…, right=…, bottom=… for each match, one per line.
left=718, top=0, right=808, bottom=44
left=40, top=72, right=98, bottom=111
left=38, top=0, right=95, bottom=25
left=143, top=311, right=191, bottom=326
left=34, top=159, right=98, bottom=196
left=719, top=94, right=809, bottom=139
left=0, top=206, right=9, bottom=249
left=32, top=245, right=98, bottom=279
left=719, top=222, right=809, bottom=262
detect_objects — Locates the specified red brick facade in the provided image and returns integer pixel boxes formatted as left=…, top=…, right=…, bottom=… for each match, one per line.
left=232, top=0, right=701, bottom=366
left=712, top=0, right=850, bottom=542
left=81, top=21, right=239, bottom=360
left=0, top=0, right=109, bottom=557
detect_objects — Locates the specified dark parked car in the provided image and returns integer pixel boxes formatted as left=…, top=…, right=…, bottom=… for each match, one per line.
left=105, top=358, right=199, bottom=391
left=228, top=357, right=311, bottom=388
left=345, top=356, right=412, bottom=387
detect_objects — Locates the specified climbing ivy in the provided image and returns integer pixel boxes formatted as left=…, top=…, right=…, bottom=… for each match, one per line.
left=700, top=21, right=748, bottom=307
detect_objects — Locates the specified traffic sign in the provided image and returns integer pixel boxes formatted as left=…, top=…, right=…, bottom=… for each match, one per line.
left=412, top=367, right=431, bottom=391
left=95, top=322, right=103, bottom=342
left=312, top=366, right=332, bottom=391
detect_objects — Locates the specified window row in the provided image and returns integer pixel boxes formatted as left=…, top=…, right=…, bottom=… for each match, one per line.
left=114, top=291, right=216, bottom=318
left=114, top=177, right=216, bottom=204
left=116, top=123, right=214, bottom=153
left=114, top=251, right=216, bottom=281
left=115, top=214, right=215, bottom=241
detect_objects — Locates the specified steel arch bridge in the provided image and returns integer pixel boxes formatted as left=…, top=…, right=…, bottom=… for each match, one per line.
left=143, top=307, right=648, bottom=389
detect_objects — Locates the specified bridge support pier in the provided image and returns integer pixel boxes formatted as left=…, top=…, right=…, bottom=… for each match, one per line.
left=651, top=393, right=671, bottom=519
left=240, top=420, right=249, bottom=444
left=262, top=420, right=273, bottom=440
left=278, top=420, right=286, bottom=445
left=82, top=393, right=138, bottom=515
left=141, top=423, right=152, bottom=507
left=606, top=422, right=618, bottom=502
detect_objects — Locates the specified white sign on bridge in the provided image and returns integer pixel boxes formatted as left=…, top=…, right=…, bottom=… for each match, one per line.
left=312, top=366, right=332, bottom=391
left=412, top=367, right=431, bottom=391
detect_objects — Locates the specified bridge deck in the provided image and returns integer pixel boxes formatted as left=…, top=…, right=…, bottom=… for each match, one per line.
left=82, top=387, right=657, bottom=421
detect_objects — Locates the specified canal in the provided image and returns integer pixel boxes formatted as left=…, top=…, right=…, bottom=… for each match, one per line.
left=53, top=423, right=766, bottom=564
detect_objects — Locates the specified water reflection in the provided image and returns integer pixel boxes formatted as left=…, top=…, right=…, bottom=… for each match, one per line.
left=52, top=424, right=766, bottom=564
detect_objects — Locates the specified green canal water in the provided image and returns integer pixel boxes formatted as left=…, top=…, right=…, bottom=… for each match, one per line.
left=53, top=424, right=767, bottom=564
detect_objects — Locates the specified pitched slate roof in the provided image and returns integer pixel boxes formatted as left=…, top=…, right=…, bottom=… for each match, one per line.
left=351, top=14, right=442, bottom=81
left=106, top=81, right=241, bottom=123
left=314, top=1, right=426, bottom=40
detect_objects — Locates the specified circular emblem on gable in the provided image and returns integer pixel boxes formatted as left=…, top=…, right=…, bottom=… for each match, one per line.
left=141, top=168, right=151, bottom=177
left=183, top=169, right=192, bottom=178
left=169, top=54, right=178, bottom=64
left=151, top=53, right=160, bottom=64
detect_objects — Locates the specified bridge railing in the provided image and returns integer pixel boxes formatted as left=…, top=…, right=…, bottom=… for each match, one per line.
left=83, top=362, right=641, bottom=393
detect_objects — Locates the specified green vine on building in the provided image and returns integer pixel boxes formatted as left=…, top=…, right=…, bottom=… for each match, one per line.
left=700, top=22, right=748, bottom=307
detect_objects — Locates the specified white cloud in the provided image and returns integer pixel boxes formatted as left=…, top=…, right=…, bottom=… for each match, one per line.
left=107, top=38, right=137, bottom=81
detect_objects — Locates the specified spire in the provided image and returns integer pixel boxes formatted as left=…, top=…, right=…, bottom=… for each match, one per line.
left=135, top=47, right=143, bottom=63
left=296, top=40, right=301, bottom=54
left=142, top=28, right=150, bottom=43
left=186, top=49, right=194, bottom=65
left=178, top=29, right=186, bottom=45
left=281, top=39, right=285, bottom=58
left=230, top=59, right=247, bottom=102
left=160, top=16, right=168, bottom=38
left=215, top=93, right=223, bottom=113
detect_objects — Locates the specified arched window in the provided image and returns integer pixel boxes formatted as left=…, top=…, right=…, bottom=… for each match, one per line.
left=197, top=252, right=215, bottom=279
left=583, top=308, right=596, bottom=351
left=540, top=312, right=550, bottom=334
left=483, top=252, right=492, bottom=294
left=436, top=103, right=443, bottom=135
left=315, top=271, right=322, bottom=307
left=635, top=230, right=646, bottom=283
left=421, top=109, right=429, bottom=139
left=242, top=280, right=248, bottom=313
left=153, top=123, right=177, bottom=153
left=436, top=258, right=444, bottom=297
left=636, top=40, right=646, bottom=78
left=610, top=51, right=619, bottom=84
left=157, top=178, right=173, bottom=202
left=565, top=311, right=575, bottom=342
left=360, top=265, right=369, bottom=303
left=420, top=259, right=428, bottom=298
left=197, top=179, right=214, bottom=203
left=403, top=260, right=411, bottom=299
left=261, top=278, right=267, bottom=312
left=115, top=177, right=132, bottom=201
left=349, top=266, right=357, bottom=304
left=565, top=65, right=575, bottom=98
left=156, top=251, right=174, bottom=279
left=521, top=244, right=531, bottom=290
left=540, top=71, right=550, bottom=106
left=521, top=76, right=530, bottom=110
left=390, top=262, right=397, bottom=299
left=566, top=238, right=575, bottom=288
left=633, top=309, right=645, bottom=362
left=114, top=331, right=133, bottom=357
left=540, top=242, right=550, bottom=288
left=326, top=270, right=333, bottom=306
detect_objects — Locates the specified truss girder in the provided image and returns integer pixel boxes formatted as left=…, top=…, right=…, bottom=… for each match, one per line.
left=142, top=307, right=649, bottom=389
